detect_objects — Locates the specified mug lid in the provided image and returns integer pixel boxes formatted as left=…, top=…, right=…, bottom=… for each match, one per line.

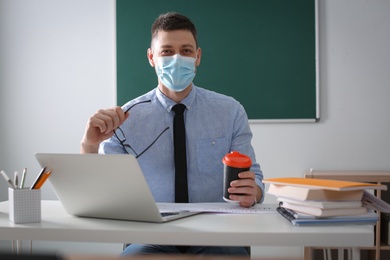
left=222, top=151, right=252, bottom=168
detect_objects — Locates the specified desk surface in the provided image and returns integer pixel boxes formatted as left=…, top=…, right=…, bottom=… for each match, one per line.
left=0, top=200, right=374, bottom=247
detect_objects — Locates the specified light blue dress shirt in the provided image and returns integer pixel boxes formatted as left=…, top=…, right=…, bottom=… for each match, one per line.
left=99, top=85, right=264, bottom=203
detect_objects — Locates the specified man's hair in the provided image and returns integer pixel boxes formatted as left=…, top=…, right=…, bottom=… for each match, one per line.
left=151, top=12, right=198, bottom=48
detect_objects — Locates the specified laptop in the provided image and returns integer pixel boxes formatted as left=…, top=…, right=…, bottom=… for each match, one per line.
left=35, top=153, right=199, bottom=222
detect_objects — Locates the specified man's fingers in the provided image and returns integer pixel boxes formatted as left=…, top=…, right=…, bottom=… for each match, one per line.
left=90, top=107, right=126, bottom=134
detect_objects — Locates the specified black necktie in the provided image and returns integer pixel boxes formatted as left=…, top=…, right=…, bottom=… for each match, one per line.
left=172, top=104, right=188, bottom=203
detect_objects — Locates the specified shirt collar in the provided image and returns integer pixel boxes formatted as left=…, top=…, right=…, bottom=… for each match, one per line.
left=156, top=85, right=197, bottom=112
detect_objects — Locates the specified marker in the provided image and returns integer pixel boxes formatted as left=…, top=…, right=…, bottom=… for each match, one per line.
left=14, top=171, right=19, bottom=189
left=20, top=168, right=27, bottom=189
left=1, top=170, right=16, bottom=189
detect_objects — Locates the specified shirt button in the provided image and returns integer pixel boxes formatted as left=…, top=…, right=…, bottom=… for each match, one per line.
left=211, top=141, right=216, bottom=145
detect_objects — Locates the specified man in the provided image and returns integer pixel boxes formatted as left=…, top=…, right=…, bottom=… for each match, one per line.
left=81, top=12, right=264, bottom=256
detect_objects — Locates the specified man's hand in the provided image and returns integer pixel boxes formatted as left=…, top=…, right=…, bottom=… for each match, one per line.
left=80, top=107, right=129, bottom=153
left=228, top=171, right=261, bottom=208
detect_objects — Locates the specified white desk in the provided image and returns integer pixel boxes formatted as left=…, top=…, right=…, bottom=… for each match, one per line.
left=0, top=200, right=373, bottom=258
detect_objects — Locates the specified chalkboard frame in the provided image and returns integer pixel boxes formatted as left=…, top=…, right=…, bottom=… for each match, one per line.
left=116, top=0, right=320, bottom=122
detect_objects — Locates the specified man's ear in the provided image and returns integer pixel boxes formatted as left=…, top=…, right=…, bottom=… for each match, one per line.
left=196, top=48, right=202, bottom=67
left=147, top=48, right=155, bottom=67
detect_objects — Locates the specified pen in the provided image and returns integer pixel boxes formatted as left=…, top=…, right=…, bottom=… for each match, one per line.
left=30, top=166, right=47, bottom=190
left=33, top=169, right=52, bottom=189
left=20, top=168, right=27, bottom=189
left=14, top=171, right=19, bottom=189
left=1, top=170, right=16, bottom=189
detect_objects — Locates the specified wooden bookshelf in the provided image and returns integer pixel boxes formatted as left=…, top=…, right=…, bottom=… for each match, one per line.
left=304, top=171, right=390, bottom=260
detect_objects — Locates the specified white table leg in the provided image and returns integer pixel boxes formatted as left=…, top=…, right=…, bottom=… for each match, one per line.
left=16, top=240, right=22, bottom=254
left=338, top=248, right=344, bottom=260
left=351, top=247, right=360, bottom=260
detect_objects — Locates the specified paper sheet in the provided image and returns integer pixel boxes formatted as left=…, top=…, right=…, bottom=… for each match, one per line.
left=362, top=190, right=390, bottom=213
left=157, top=203, right=277, bottom=214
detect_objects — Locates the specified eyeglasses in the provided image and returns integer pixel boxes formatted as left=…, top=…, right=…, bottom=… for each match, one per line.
left=113, top=100, right=170, bottom=158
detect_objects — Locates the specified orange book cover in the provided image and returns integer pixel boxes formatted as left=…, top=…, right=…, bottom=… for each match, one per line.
left=267, top=183, right=365, bottom=201
left=263, top=177, right=387, bottom=191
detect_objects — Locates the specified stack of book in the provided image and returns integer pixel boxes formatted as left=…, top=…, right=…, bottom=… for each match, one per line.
left=263, top=177, right=387, bottom=226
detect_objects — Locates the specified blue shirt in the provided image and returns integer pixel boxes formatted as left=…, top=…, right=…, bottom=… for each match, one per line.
left=99, top=85, right=264, bottom=203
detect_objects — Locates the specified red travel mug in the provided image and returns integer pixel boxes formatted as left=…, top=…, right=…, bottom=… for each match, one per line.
left=222, top=151, right=252, bottom=203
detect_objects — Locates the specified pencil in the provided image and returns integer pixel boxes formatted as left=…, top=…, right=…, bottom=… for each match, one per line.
left=31, top=166, right=47, bottom=189
left=33, top=169, right=52, bottom=189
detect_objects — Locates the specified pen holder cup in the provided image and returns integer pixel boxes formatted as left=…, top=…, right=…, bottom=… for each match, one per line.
left=8, top=188, right=41, bottom=224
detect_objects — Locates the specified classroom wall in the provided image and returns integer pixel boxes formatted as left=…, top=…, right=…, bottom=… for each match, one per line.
left=0, top=0, right=389, bottom=258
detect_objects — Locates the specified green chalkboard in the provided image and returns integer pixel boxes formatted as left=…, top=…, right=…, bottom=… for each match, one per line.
left=117, top=0, right=318, bottom=121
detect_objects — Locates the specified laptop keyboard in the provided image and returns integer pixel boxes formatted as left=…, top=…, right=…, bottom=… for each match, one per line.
left=161, top=212, right=180, bottom=217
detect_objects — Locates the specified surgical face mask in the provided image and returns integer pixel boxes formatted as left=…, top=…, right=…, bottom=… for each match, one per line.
left=156, top=54, right=196, bottom=92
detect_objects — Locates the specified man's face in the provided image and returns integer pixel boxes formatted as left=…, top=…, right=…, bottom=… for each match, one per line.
left=148, top=29, right=201, bottom=67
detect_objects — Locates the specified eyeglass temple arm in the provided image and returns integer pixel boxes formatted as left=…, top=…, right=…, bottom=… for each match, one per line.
left=135, top=127, right=170, bottom=159
left=124, top=100, right=152, bottom=113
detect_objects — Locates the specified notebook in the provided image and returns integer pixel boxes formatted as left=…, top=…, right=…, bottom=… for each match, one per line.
left=35, top=153, right=199, bottom=222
